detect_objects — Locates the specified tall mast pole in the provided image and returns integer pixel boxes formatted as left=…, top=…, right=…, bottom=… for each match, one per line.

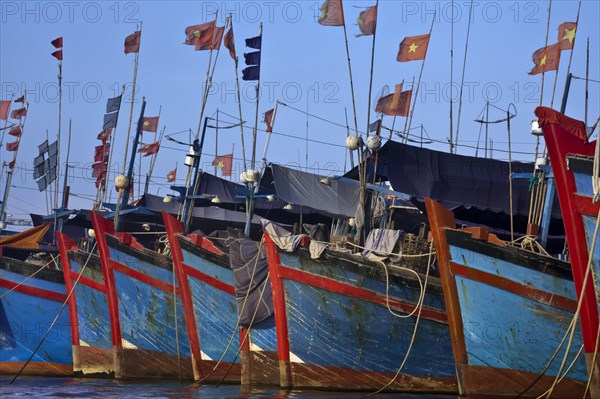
left=365, top=0, right=379, bottom=138
left=250, top=22, right=263, bottom=169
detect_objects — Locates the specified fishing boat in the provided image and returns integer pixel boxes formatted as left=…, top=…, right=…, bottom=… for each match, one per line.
left=56, top=231, right=114, bottom=377
left=163, top=210, right=279, bottom=385
left=426, top=198, right=587, bottom=397
left=89, top=211, right=195, bottom=379
left=539, top=106, right=600, bottom=396
left=0, top=224, right=72, bottom=376
left=258, top=163, right=457, bottom=393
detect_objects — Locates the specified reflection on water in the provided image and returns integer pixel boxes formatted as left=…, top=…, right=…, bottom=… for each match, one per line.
left=0, top=377, right=458, bottom=399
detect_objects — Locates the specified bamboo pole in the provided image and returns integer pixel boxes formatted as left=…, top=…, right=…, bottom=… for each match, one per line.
left=250, top=22, right=263, bottom=170
left=145, top=124, right=166, bottom=195
left=551, top=1, right=580, bottom=109
left=0, top=94, right=13, bottom=167
left=102, top=85, right=125, bottom=205
left=229, top=16, right=248, bottom=173
left=342, top=11, right=359, bottom=138
left=405, top=13, right=436, bottom=142
left=449, top=0, right=454, bottom=153
left=365, top=0, right=379, bottom=138
left=454, top=0, right=474, bottom=152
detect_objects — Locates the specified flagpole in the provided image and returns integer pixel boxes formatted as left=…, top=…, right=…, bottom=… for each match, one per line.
left=182, top=14, right=228, bottom=223
left=454, top=0, right=474, bottom=153
left=342, top=14, right=360, bottom=139
left=57, top=118, right=72, bottom=233
left=387, top=79, right=405, bottom=141
left=539, top=0, right=552, bottom=108
left=405, top=12, right=435, bottom=142
left=45, top=129, right=51, bottom=214
left=344, top=107, right=354, bottom=169
left=145, top=124, right=165, bottom=195
left=230, top=16, right=248, bottom=172
left=102, top=85, right=126, bottom=205
left=122, top=22, right=142, bottom=176
left=365, top=0, right=379, bottom=138
left=251, top=22, right=263, bottom=170
left=449, top=0, right=454, bottom=153
left=54, top=53, right=63, bottom=214
left=402, top=76, right=416, bottom=140
left=0, top=100, right=25, bottom=232
left=214, top=109, right=219, bottom=175
left=562, top=1, right=581, bottom=105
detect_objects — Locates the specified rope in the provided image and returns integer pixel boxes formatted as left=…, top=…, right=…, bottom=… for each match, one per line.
left=583, top=318, right=600, bottom=397
left=187, top=237, right=265, bottom=386
left=542, top=206, right=600, bottom=398
left=370, top=241, right=435, bottom=394
left=9, top=242, right=97, bottom=383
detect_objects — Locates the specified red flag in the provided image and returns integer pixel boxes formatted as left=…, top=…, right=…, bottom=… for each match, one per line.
left=397, top=34, right=430, bottom=62
left=10, top=107, right=27, bottom=119
left=224, top=27, right=236, bottom=60
left=167, top=167, right=177, bottom=182
left=185, top=21, right=216, bottom=47
left=138, top=142, right=160, bottom=156
left=51, top=49, right=63, bottom=61
left=196, top=25, right=224, bottom=51
left=92, top=161, right=107, bottom=171
left=51, top=37, right=63, bottom=48
left=356, top=5, right=377, bottom=37
left=318, top=0, right=344, bottom=26
left=124, top=31, right=141, bottom=54
left=6, top=141, right=20, bottom=152
left=14, top=95, right=25, bottom=103
left=8, top=126, right=22, bottom=137
left=263, top=108, right=275, bottom=132
left=97, top=128, right=112, bottom=142
left=376, top=84, right=412, bottom=117
left=94, top=144, right=110, bottom=161
left=0, top=100, right=9, bottom=120
left=142, top=116, right=159, bottom=132
left=5, top=159, right=16, bottom=170
left=212, top=154, right=233, bottom=176
left=558, top=22, right=577, bottom=50
left=529, top=43, right=561, bottom=75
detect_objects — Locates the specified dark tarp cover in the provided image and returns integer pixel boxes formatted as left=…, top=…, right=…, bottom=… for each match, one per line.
left=347, top=140, right=561, bottom=219
left=270, top=164, right=359, bottom=219
left=229, top=237, right=273, bottom=327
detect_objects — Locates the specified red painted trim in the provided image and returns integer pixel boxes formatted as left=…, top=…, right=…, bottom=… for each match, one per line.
left=264, top=231, right=292, bottom=388
left=69, top=271, right=106, bottom=293
left=0, top=278, right=66, bottom=303
left=163, top=211, right=204, bottom=379
left=449, top=262, right=577, bottom=313
left=57, top=232, right=80, bottom=345
left=91, top=212, right=122, bottom=348
left=277, top=264, right=447, bottom=324
left=188, top=234, right=224, bottom=256
left=541, top=111, right=599, bottom=353
left=114, top=232, right=145, bottom=251
left=182, top=264, right=235, bottom=296
left=574, top=194, right=600, bottom=217
left=110, top=260, right=178, bottom=295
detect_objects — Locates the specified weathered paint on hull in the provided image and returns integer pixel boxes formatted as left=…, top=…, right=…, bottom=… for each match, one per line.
left=0, top=257, right=72, bottom=376
left=427, top=199, right=587, bottom=398
left=539, top=106, right=600, bottom=395
left=163, top=211, right=278, bottom=385
left=264, top=232, right=457, bottom=393
left=57, top=233, right=115, bottom=378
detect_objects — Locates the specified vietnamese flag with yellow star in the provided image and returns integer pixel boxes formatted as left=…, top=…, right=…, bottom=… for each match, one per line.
left=124, top=31, right=141, bottom=54
left=396, top=34, right=430, bottom=62
left=558, top=22, right=576, bottom=50
left=212, top=154, right=233, bottom=176
left=356, top=5, right=377, bottom=37
left=142, top=116, right=159, bottom=133
left=185, top=21, right=216, bottom=48
left=529, top=43, right=561, bottom=75
left=138, top=142, right=160, bottom=156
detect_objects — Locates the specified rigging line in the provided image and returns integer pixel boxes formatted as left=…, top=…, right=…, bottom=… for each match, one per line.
left=571, top=75, right=600, bottom=84
left=279, top=102, right=364, bottom=135
left=454, top=0, right=475, bottom=152
left=9, top=242, right=97, bottom=384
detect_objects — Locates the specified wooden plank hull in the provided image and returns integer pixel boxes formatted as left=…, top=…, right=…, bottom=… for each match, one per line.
left=263, top=232, right=457, bottom=393
left=539, top=106, right=600, bottom=396
left=426, top=198, right=587, bottom=397
left=0, top=256, right=72, bottom=376
left=164, top=212, right=278, bottom=385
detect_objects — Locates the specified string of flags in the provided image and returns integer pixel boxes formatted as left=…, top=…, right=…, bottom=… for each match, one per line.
left=51, top=37, right=63, bottom=61
left=529, top=21, right=577, bottom=75
left=2, top=95, right=27, bottom=171
left=242, top=35, right=261, bottom=81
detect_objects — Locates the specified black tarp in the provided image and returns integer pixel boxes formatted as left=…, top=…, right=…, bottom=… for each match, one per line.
left=229, top=237, right=273, bottom=327
left=269, top=164, right=359, bottom=219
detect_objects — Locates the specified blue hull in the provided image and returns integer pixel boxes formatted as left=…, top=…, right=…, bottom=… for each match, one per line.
left=0, top=257, right=72, bottom=376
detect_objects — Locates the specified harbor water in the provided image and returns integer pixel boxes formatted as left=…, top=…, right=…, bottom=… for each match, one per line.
left=0, top=377, right=459, bottom=398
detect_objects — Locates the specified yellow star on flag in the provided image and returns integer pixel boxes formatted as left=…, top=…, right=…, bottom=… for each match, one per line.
left=408, top=43, right=418, bottom=53
left=193, top=30, right=201, bottom=38
left=540, top=54, right=547, bottom=66
left=217, top=161, right=224, bottom=169
left=144, top=120, right=149, bottom=126
left=562, top=27, right=576, bottom=44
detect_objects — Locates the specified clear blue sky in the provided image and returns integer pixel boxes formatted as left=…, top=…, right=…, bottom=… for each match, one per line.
left=1, top=0, right=599, bottom=217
